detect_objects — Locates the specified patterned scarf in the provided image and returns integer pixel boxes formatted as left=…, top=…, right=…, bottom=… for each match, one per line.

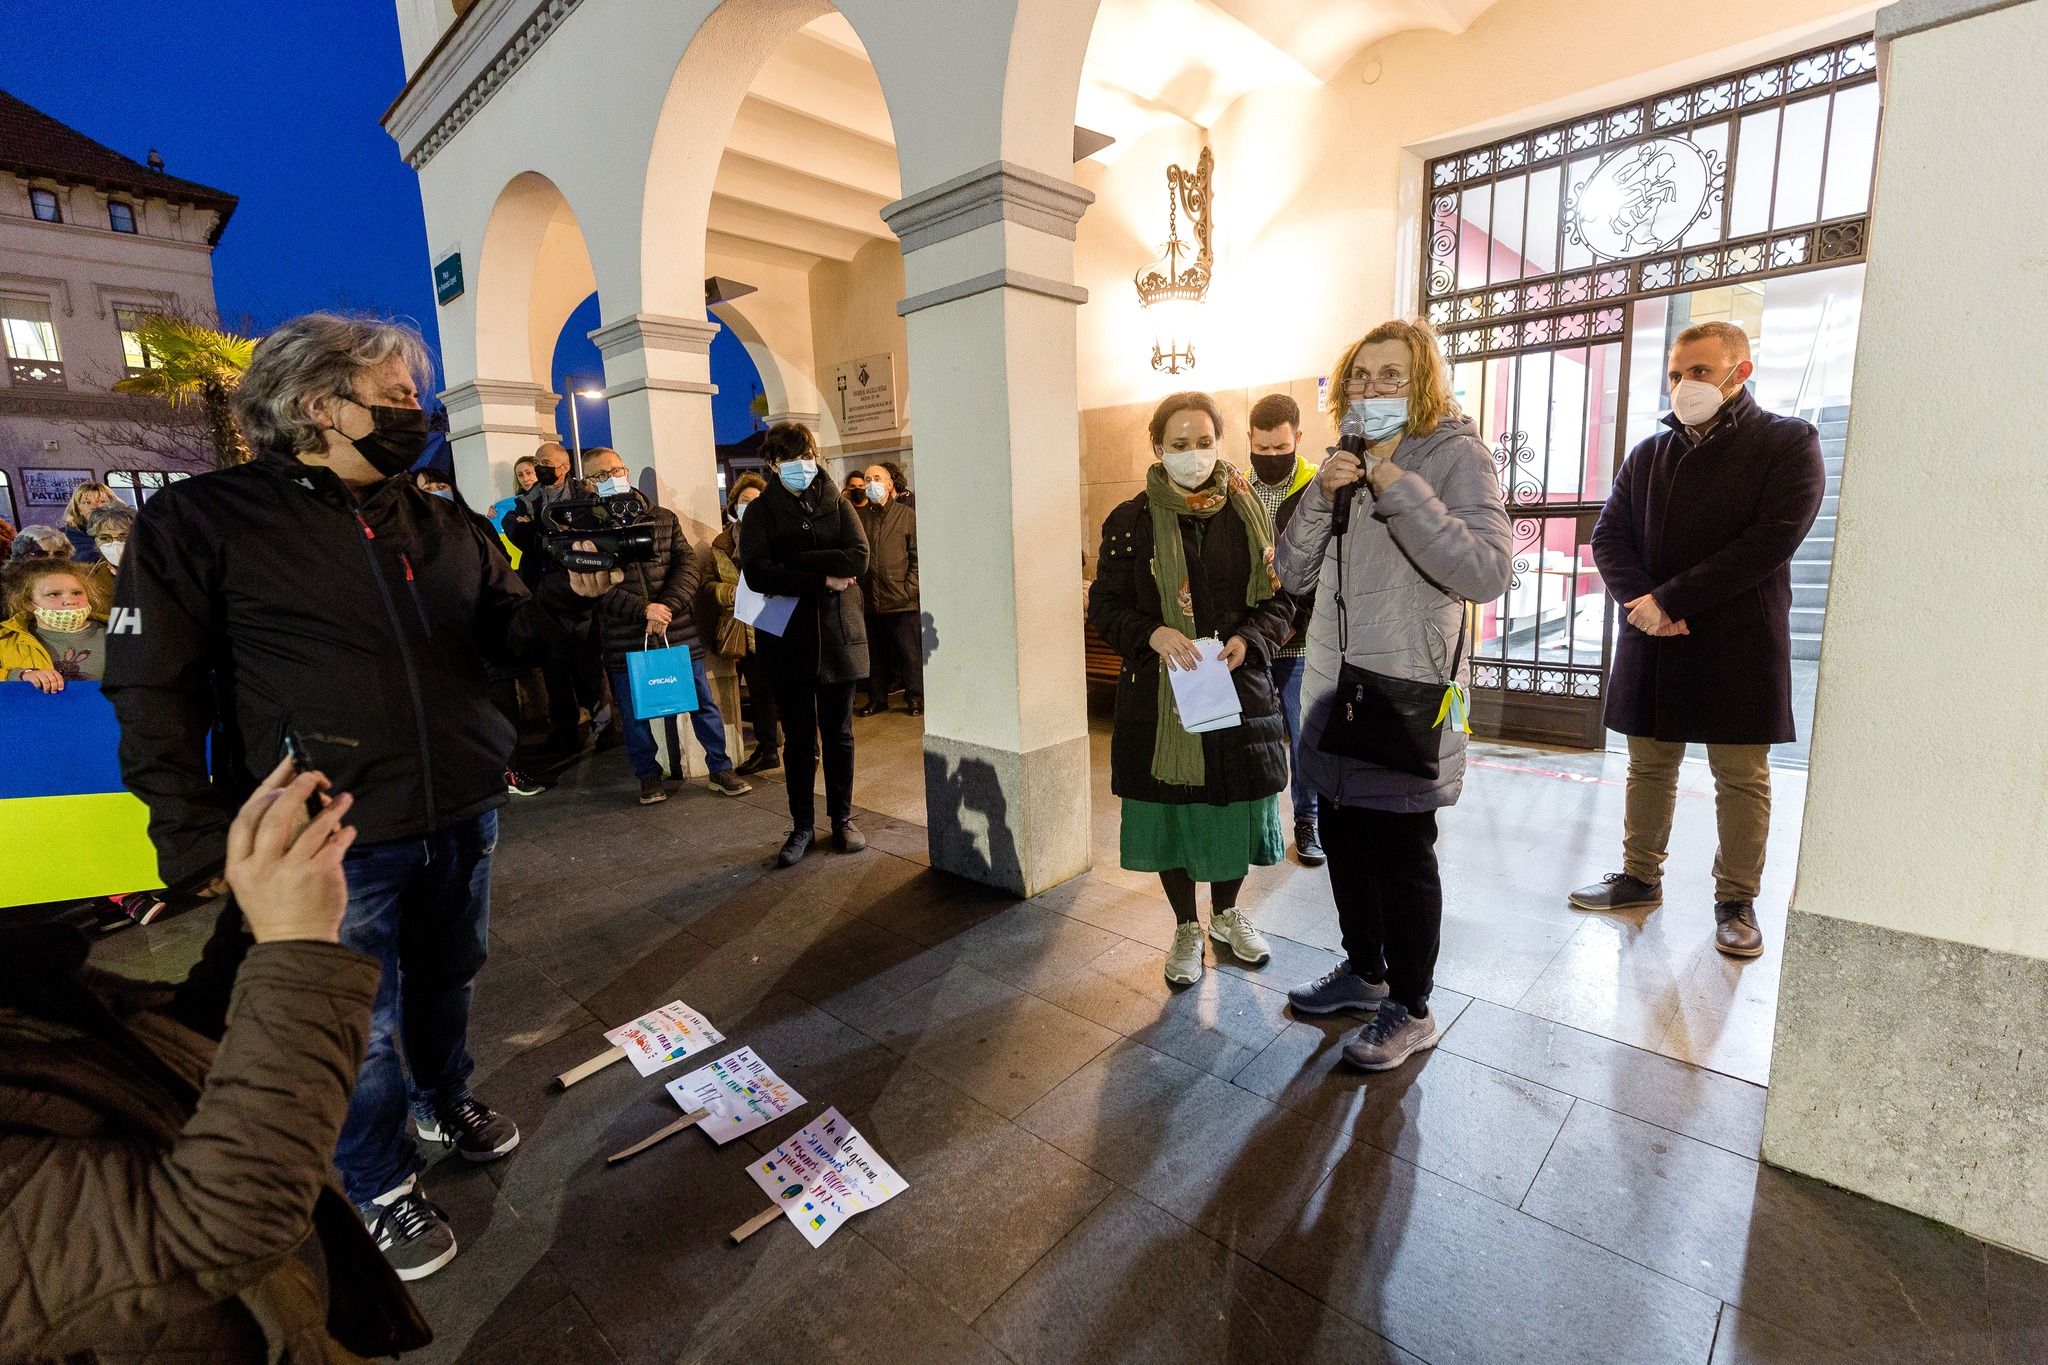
left=1145, top=461, right=1276, bottom=786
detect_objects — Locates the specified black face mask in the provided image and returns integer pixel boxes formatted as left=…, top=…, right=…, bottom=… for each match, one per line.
left=1250, top=451, right=1297, bottom=486
left=334, top=396, right=431, bottom=476
left=533, top=463, right=560, bottom=487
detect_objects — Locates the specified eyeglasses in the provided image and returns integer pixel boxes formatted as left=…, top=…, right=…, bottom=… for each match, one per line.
left=1349, top=372, right=1412, bottom=395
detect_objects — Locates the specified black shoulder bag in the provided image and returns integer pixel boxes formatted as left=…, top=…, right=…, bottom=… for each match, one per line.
left=1315, top=511, right=1469, bottom=781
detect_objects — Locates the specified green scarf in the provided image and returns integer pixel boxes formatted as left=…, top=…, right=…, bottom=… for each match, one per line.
left=1146, top=461, right=1276, bottom=786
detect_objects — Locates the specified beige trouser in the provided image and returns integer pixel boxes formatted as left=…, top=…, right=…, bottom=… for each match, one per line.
left=1622, top=735, right=1772, bottom=904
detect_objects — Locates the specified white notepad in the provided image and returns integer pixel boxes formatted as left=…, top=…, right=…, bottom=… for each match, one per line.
left=736, top=579, right=799, bottom=637
left=1168, top=637, right=1242, bottom=733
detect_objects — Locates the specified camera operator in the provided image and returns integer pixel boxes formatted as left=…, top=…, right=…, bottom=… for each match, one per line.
left=0, top=761, right=433, bottom=1364
left=506, top=441, right=606, bottom=751
left=102, top=313, right=622, bottom=1282
left=577, top=446, right=751, bottom=805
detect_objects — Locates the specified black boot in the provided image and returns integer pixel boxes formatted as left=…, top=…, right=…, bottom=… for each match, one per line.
left=736, top=747, right=781, bottom=776
left=775, top=828, right=815, bottom=868
left=1294, top=817, right=1326, bottom=867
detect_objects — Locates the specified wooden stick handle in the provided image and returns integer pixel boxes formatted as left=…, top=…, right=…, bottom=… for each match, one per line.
left=729, top=1205, right=782, bottom=1244
left=605, top=1109, right=710, bottom=1165
left=556, top=1047, right=626, bottom=1090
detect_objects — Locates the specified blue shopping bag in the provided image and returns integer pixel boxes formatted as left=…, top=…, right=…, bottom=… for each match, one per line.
left=626, top=635, right=699, bottom=719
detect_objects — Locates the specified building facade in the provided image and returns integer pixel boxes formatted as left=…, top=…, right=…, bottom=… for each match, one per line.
left=0, top=90, right=236, bottom=527
left=381, top=0, right=2048, bottom=1259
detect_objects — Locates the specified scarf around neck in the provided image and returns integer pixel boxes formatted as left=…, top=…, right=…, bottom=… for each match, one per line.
left=1144, top=460, right=1275, bottom=786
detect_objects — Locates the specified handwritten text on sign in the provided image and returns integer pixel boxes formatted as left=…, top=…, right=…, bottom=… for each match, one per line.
left=602, top=1001, right=724, bottom=1077
left=747, top=1107, right=906, bottom=1248
left=665, top=1047, right=804, bottom=1144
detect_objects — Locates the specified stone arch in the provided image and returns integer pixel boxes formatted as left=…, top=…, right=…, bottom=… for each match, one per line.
left=707, top=298, right=791, bottom=422
left=474, top=171, right=599, bottom=390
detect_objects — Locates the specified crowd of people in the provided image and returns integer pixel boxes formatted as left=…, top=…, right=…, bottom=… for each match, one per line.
left=0, top=306, right=1819, bottom=1358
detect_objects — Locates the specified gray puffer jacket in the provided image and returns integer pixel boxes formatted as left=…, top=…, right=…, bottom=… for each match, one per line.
left=1274, top=414, right=1511, bottom=811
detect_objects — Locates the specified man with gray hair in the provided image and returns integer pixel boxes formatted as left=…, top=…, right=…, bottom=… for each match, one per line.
left=103, top=312, right=620, bottom=1281
left=1572, top=320, right=1824, bottom=960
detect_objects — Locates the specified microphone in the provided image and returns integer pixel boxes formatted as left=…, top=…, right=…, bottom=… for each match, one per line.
left=1333, top=405, right=1369, bottom=534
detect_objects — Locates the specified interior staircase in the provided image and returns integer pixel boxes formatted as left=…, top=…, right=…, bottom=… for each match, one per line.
left=1790, top=403, right=1847, bottom=662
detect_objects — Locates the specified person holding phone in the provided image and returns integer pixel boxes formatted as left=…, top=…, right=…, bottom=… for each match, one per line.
left=1089, top=391, right=1296, bottom=989
left=103, top=313, right=620, bottom=1281
left=0, top=760, right=432, bottom=1363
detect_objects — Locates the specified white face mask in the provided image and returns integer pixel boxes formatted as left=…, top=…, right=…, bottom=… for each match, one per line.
left=1671, top=366, right=1741, bottom=426
left=1160, top=448, right=1218, bottom=490
left=594, top=472, right=631, bottom=497
left=99, top=540, right=126, bottom=569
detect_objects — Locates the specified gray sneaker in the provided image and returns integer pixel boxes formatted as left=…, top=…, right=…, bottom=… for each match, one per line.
left=709, top=769, right=753, bottom=797
left=360, top=1176, right=457, bottom=1282
left=1569, top=871, right=1662, bottom=912
left=1287, top=962, right=1390, bottom=1015
left=1342, top=1000, right=1440, bottom=1072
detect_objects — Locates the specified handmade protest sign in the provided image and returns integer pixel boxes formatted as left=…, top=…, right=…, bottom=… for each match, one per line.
left=668, top=1048, right=804, bottom=1145
left=557, top=1000, right=726, bottom=1088
left=738, top=1107, right=906, bottom=1248
left=603, top=1001, right=724, bottom=1077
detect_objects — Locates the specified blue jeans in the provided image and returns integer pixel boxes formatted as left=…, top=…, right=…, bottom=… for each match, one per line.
left=333, top=810, right=496, bottom=1205
left=1271, top=652, right=1318, bottom=821
left=609, top=648, right=732, bottom=782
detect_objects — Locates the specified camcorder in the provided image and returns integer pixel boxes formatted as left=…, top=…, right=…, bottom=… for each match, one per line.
left=541, top=486, right=657, bottom=571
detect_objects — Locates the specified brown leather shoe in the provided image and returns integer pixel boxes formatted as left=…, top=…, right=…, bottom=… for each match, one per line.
left=1714, top=902, right=1764, bottom=958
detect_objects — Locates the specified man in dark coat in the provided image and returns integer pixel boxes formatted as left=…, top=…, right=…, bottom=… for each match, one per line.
left=580, top=447, right=751, bottom=806
left=856, top=461, right=921, bottom=717
left=1573, top=321, right=1824, bottom=959
left=1244, top=394, right=1323, bottom=866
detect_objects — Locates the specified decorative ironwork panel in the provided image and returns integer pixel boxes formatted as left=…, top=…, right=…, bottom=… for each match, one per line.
left=7, top=359, right=65, bottom=388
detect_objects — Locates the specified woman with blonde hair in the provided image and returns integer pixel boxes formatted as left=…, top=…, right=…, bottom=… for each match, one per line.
left=1274, top=318, right=1511, bottom=1070
left=61, top=480, right=117, bottom=563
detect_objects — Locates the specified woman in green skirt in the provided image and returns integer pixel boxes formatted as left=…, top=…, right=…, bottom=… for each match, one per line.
left=1088, top=391, right=1299, bottom=986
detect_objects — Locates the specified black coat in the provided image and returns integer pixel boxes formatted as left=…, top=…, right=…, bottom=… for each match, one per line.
left=739, top=473, right=870, bottom=687
left=857, top=499, right=918, bottom=615
left=592, top=506, right=700, bottom=663
left=1592, top=388, right=1824, bottom=744
left=103, top=451, right=585, bottom=888
left=1089, top=491, right=1295, bottom=806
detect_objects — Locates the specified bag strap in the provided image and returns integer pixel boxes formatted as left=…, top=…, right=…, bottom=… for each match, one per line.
left=643, top=630, right=671, bottom=650
left=1332, top=492, right=1469, bottom=682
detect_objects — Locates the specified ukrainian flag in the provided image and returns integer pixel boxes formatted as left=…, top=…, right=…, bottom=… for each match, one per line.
left=1, top=681, right=160, bottom=907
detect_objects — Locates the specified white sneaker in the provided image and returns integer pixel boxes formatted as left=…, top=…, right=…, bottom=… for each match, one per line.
left=1209, top=908, right=1272, bottom=966
left=1164, top=921, right=1206, bottom=986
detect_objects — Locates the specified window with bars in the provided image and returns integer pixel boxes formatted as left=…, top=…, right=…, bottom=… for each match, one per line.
left=1418, top=34, right=1879, bottom=746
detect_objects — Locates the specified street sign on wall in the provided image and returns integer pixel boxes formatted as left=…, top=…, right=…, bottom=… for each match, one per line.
left=830, top=353, right=896, bottom=437
left=434, top=251, right=465, bottom=305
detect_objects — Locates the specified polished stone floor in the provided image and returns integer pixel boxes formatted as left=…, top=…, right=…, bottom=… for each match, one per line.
left=93, top=708, right=2046, bottom=1365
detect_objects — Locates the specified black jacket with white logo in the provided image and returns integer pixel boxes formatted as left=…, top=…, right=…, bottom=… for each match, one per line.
left=102, top=450, right=584, bottom=888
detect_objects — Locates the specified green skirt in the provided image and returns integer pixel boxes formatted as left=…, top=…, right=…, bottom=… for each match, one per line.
left=1120, top=795, right=1284, bottom=883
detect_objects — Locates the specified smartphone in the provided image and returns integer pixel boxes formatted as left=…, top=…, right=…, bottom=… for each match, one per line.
left=280, top=731, right=326, bottom=819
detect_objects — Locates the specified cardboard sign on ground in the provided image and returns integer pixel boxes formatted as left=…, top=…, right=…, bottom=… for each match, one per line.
left=602, top=1001, right=725, bottom=1077
left=743, top=1107, right=906, bottom=1248
left=666, top=1047, right=805, bottom=1145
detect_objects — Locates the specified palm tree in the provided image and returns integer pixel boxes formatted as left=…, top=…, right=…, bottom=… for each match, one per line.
left=114, top=316, right=256, bottom=468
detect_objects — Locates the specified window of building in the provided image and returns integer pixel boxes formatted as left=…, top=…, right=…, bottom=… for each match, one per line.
left=29, top=188, right=62, bottom=223
left=115, top=307, right=158, bottom=373
left=108, top=201, right=137, bottom=233
left=105, top=469, right=192, bottom=507
left=1, top=298, right=65, bottom=387
left=0, top=470, right=17, bottom=527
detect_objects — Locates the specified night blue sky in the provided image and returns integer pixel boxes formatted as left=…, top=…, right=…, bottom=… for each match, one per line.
left=1, top=1, right=763, bottom=448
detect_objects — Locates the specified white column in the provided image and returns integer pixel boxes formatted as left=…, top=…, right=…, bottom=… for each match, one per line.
left=1762, top=0, right=2048, bottom=1260
left=587, top=312, right=741, bottom=776
left=441, top=378, right=558, bottom=504
left=882, top=161, right=1095, bottom=896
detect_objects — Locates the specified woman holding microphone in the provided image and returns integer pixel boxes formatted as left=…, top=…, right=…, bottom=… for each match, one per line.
left=1275, top=319, right=1510, bottom=1070
left=1090, top=391, right=1296, bottom=988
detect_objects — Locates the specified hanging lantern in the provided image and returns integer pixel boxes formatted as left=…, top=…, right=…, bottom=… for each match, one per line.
left=1133, top=146, right=1213, bottom=375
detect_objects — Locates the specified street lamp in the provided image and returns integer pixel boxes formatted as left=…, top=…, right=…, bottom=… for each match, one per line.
left=567, top=383, right=605, bottom=477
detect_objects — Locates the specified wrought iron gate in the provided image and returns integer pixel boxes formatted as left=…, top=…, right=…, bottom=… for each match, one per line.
left=1420, top=34, right=1879, bottom=747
